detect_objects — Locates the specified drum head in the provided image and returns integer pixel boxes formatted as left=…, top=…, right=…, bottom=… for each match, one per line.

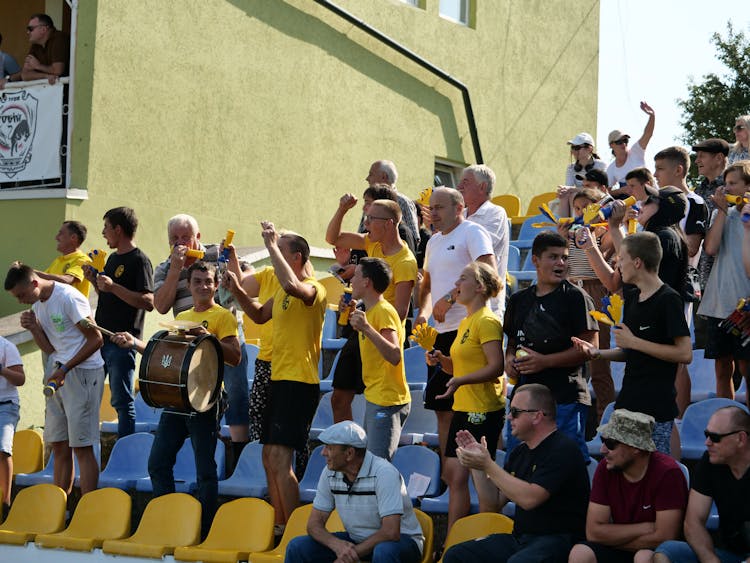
left=187, top=337, right=220, bottom=412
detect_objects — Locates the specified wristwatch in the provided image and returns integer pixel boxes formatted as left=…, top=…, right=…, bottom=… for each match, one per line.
left=443, top=293, right=455, bottom=305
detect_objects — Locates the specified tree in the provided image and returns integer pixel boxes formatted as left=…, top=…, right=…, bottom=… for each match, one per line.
left=678, top=22, right=750, bottom=146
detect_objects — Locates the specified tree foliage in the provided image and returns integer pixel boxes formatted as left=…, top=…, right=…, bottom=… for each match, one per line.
left=678, top=22, right=750, bottom=145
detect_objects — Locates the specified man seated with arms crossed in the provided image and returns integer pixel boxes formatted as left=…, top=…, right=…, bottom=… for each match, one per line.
left=5, top=262, right=104, bottom=495
left=654, top=406, right=750, bottom=563
left=113, top=260, right=240, bottom=539
left=443, top=383, right=590, bottom=563
left=568, top=409, right=688, bottom=563
left=36, top=220, right=92, bottom=297
left=285, top=420, right=424, bottom=563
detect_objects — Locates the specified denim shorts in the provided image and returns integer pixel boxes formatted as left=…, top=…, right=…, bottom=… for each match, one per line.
left=0, top=401, right=20, bottom=455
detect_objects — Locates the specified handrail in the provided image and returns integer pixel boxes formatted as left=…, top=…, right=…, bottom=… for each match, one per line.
left=312, top=0, right=483, bottom=164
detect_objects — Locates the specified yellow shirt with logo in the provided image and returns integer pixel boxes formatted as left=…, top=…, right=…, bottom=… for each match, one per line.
left=242, top=266, right=280, bottom=361
left=363, top=236, right=418, bottom=311
left=360, top=299, right=410, bottom=406
left=271, top=278, right=326, bottom=385
left=176, top=304, right=238, bottom=347
left=450, top=306, right=505, bottom=413
left=46, top=250, right=92, bottom=298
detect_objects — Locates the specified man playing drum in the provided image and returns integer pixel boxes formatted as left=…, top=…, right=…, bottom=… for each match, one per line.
left=113, top=261, right=241, bottom=539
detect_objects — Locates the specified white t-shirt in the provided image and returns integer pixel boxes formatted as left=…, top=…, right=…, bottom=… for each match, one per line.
left=424, top=220, right=494, bottom=332
left=0, top=336, right=22, bottom=404
left=606, top=142, right=646, bottom=187
left=32, top=282, right=104, bottom=370
left=465, top=200, right=509, bottom=317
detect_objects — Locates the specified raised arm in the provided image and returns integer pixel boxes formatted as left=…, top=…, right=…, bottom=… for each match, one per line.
left=262, top=222, right=318, bottom=305
left=325, top=194, right=367, bottom=249
left=638, top=101, right=655, bottom=150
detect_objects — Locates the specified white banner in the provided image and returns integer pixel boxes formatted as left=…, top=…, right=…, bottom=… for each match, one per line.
left=0, top=82, right=63, bottom=181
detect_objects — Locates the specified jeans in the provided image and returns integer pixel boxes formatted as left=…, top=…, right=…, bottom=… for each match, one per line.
left=148, top=405, right=218, bottom=538
left=286, top=532, right=421, bottom=563
left=364, top=401, right=410, bottom=461
left=443, top=532, right=574, bottom=563
left=505, top=402, right=590, bottom=463
left=223, top=344, right=250, bottom=426
left=101, top=341, right=136, bottom=437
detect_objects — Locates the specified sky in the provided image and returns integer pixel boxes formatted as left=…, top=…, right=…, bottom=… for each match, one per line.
left=597, top=0, right=749, bottom=167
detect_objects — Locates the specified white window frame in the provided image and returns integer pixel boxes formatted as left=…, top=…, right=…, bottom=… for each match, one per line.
left=434, top=159, right=464, bottom=188
left=439, top=0, right=470, bottom=26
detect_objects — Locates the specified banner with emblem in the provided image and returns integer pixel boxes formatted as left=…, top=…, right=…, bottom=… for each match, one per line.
left=0, top=81, right=63, bottom=182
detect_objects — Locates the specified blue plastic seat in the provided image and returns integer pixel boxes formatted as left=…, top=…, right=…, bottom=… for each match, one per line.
left=391, top=445, right=441, bottom=505
left=318, top=350, right=341, bottom=394
left=310, top=392, right=367, bottom=440
left=135, top=438, right=225, bottom=493
left=134, top=392, right=164, bottom=433
left=707, top=501, right=719, bottom=530
left=404, top=347, right=427, bottom=391
left=689, top=349, right=718, bottom=403
left=17, top=443, right=101, bottom=488
left=299, top=445, right=327, bottom=503
left=586, top=401, right=616, bottom=457
left=735, top=377, right=747, bottom=405
left=322, top=309, right=346, bottom=350
left=680, top=398, right=749, bottom=460
left=244, top=343, right=260, bottom=385
left=399, top=390, right=437, bottom=445
left=217, top=442, right=267, bottom=498
left=98, top=433, right=154, bottom=490
left=510, top=214, right=550, bottom=249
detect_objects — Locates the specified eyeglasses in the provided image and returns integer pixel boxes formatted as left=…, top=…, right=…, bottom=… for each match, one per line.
left=508, top=407, right=541, bottom=419
left=26, top=24, right=46, bottom=32
left=734, top=125, right=747, bottom=132
left=704, top=429, right=744, bottom=443
left=364, top=214, right=391, bottom=223
left=602, top=438, right=621, bottom=450
left=613, top=139, right=629, bottom=146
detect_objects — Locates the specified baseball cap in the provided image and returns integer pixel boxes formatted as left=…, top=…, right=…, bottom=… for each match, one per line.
left=691, top=138, right=729, bottom=156
left=608, top=130, right=630, bottom=144
left=598, top=409, right=656, bottom=452
left=318, top=421, right=367, bottom=449
left=568, top=132, right=595, bottom=147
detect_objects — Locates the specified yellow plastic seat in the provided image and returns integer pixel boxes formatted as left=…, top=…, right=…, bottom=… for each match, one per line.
left=0, top=484, right=66, bottom=545
left=11, top=429, right=43, bottom=475
left=102, top=492, right=200, bottom=558
left=414, top=509, right=434, bottom=563
left=439, top=512, right=514, bottom=562
left=35, top=487, right=131, bottom=552
left=99, top=383, right=119, bottom=424
left=491, top=194, right=521, bottom=218
left=318, top=275, right=346, bottom=308
left=242, top=313, right=263, bottom=346
left=174, top=498, right=274, bottom=563
left=512, top=191, right=559, bottom=225
left=247, top=504, right=345, bottom=563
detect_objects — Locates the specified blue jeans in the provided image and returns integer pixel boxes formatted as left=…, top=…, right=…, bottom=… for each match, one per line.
left=223, top=343, right=250, bottom=426
left=443, top=532, right=574, bottom=563
left=101, top=341, right=136, bottom=437
left=655, top=540, right=747, bottom=563
left=505, top=402, right=590, bottom=463
left=286, top=532, right=421, bottom=563
left=148, top=405, right=218, bottom=538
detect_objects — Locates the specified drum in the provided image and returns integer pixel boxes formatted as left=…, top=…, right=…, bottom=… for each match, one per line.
left=139, top=330, right=224, bottom=413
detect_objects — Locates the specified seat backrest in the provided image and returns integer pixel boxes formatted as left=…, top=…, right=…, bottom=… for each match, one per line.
left=274, top=503, right=314, bottom=555
left=326, top=509, right=345, bottom=532
left=414, top=509, right=434, bottom=563
left=392, top=445, right=441, bottom=498
left=403, top=347, right=428, bottom=385
left=682, top=398, right=749, bottom=443
left=516, top=214, right=551, bottom=242
left=441, top=512, right=513, bottom=556
left=134, top=392, right=162, bottom=423
left=12, top=429, right=43, bottom=475
left=491, top=194, right=521, bottom=217
left=230, top=441, right=266, bottom=483
left=525, top=191, right=558, bottom=216
left=318, top=276, right=345, bottom=307
left=310, top=392, right=334, bottom=432
left=244, top=343, right=260, bottom=368
left=400, top=390, right=437, bottom=436
left=100, top=383, right=118, bottom=423
left=200, top=498, right=274, bottom=552
left=63, top=488, right=131, bottom=540
left=507, top=245, right=521, bottom=271
left=322, top=308, right=338, bottom=340
left=101, top=432, right=153, bottom=478
left=0, top=483, right=66, bottom=533
left=299, top=445, right=327, bottom=492
left=129, top=493, right=201, bottom=547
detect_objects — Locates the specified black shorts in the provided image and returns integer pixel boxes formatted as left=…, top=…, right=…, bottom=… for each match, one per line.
left=332, top=332, right=364, bottom=393
left=704, top=316, right=750, bottom=360
left=445, top=409, right=504, bottom=459
left=261, top=380, right=319, bottom=450
left=578, top=542, right=638, bottom=563
left=423, top=330, right=457, bottom=412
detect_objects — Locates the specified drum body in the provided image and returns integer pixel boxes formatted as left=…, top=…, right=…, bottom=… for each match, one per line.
left=139, top=330, right=223, bottom=413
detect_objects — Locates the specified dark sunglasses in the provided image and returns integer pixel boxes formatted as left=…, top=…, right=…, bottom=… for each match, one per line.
left=571, top=145, right=588, bottom=151
left=613, top=139, right=629, bottom=146
left=508, top=407, right=541, bottom=419
left=26, top=24, right=46, bottom=32
left=364, top=214, right=391, bottom=222
left=602, top=438, right=621, bottom=450
left=704, top=429, right=743, bottom=443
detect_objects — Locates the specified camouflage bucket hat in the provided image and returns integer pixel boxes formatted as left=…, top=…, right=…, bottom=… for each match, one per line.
left=597, top=409, right=656, bottom=452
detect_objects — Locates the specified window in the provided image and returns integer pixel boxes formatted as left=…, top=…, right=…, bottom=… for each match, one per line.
left=399, top=0, right=419, bottom=5
left=434, top=160, right=464, bottom=188
left=439, top=0, right=470, bottom=26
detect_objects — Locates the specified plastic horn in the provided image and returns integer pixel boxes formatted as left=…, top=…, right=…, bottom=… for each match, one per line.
left=220, top=229, right=236, bottom=262
left=185, top=249, right=205, bottom=259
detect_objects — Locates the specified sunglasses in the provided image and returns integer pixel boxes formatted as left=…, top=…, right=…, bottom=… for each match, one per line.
left=613, top=139, right=629, bottom=146
left=570, top=145, right=588, bottom=151
left=704, top=429, right=743, bottom=443
left=26, top=24, right=46, bottom=32
left=734, top=125, right=747, bottom=132
left=508, top=407, right=541, bottom=419
left=602, top=438, right=621, bottom=450
left=364, top=214, right=391, bottom=222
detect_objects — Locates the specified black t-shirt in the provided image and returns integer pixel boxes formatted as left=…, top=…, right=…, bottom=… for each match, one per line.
left=649, top=227, right=687, bottom=297
left=693, top=451, right=750, bottom=555
left=684, top=197, right=708, bottom=237
left=504, top=281, right=597, bottom=405
left=615, top=284, right=689, bottom=422
left=95, top=247, right=154, bottom=337
left=505, top=430, right=590, bottom=538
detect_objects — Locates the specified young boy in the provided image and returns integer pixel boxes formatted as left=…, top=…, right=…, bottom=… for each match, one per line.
left=573, top=232, right=693, bottom=454
left=348, top=257, right=410, bottom=461
left=698, top=161, right=750, bottom=405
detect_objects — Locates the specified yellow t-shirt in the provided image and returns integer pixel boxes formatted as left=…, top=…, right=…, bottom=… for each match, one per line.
left=271, top=278, right=326, bottom=385
left=242, top=266, right=280, bottom=361
left=450, top=307, right=505, bottom=413
left=46, top=250, right=92, bottom=298
left=363, top=236, right=418, bottom=312
left=176, top=304, right=239, bottom=343
left=359, top=299, right=410, bottom=406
